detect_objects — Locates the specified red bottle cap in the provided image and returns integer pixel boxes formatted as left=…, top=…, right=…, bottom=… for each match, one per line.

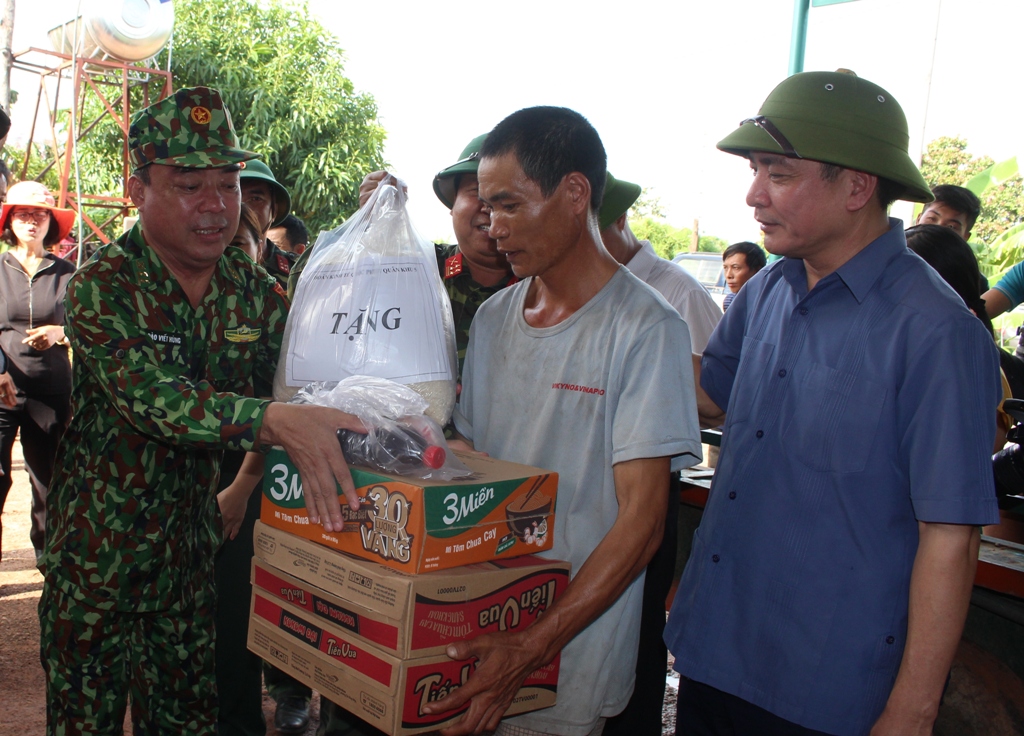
left=422, top=445, right=446, bottom=469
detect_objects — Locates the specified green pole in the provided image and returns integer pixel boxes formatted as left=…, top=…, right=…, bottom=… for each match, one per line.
left=789, top=0, right=810, bottom=75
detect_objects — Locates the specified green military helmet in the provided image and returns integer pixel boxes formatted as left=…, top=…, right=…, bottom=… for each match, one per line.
left=239, top=159, right=291, bottom=226
left=128, top=86, right=260, bottom=170
left=433, top=134, right=488, bottom=209
left=717, top=70, right=933, bottom=203
left=599, top=173, right=642, bottom=230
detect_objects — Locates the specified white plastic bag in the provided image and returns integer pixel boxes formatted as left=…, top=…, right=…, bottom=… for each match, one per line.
left=294, top=377, right=472, bottom=481
left=274, top=181, right=458, bottom=425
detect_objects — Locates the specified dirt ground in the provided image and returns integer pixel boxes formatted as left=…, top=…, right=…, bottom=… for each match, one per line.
left=0, top=441, right=47, bottom=734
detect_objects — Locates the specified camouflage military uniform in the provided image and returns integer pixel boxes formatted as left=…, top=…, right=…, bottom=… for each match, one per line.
left=434, top=243, right=516, bottom=382
left=264, top=239, right=297, bottom=290
left=39, top=222, right=286, bottom=733
left=39, top=86, right=278, bottom=736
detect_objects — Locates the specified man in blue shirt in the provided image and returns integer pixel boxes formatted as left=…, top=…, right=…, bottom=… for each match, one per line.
left=665, top=70, right=1002, bottom=736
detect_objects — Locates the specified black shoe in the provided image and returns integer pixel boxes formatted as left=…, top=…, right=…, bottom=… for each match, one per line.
left=274, top=695, right=311, bottom=734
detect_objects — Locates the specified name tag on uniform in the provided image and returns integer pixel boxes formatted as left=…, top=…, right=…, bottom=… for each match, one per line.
left=148, top=330, right=183, bottom=346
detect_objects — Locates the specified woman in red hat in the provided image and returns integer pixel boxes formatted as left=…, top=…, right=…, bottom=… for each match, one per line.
left=0, top=181, right=76, bottom=563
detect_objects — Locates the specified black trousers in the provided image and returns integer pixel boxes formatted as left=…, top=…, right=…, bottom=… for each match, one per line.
left=214, top=453, right=266, bottom=736
left=604, top=474, right=680, bottom=736
left=0, top=390, right=70, bottom=557
left=675, top=679, right=836, bottom=736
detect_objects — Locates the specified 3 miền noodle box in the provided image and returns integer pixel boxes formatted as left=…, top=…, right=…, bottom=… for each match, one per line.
left=247, top=589, right=560, bottom=735
left=260, top=449, right=558, bottom=572
left=251, top=527, right=571, bottom=658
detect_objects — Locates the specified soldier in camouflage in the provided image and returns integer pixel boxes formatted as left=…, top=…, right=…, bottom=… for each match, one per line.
left=429, top=134, right=517, bottom=382
left=238, top=158, right=297, bottom=288
left=236, top=149, right=313, bottom=736
left=38, top=86, right=365, bottom=736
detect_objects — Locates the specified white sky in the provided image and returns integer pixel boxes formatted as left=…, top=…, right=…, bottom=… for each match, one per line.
left=9, top=0, right=1023, bottom=244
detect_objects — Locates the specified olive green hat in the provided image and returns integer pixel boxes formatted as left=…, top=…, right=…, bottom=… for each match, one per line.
left=717, top=70, right=933, bottom=203
left=128, top=86, right=260, bottom=170
left=599, top=173, right=642, bottom=230
left=433, top=134, right=487, bottom=209
left=239, top=159, right=291, bottom=226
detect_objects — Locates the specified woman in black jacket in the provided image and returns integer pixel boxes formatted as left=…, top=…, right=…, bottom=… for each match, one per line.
left=0, top=182, right=76, bottom=563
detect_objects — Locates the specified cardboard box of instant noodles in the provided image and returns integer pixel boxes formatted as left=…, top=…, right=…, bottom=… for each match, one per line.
left=250, top=529, right=571, bottom=658
left=260, top=448, right=558, bottom=573
left=246, top=564, right=563, bottom=734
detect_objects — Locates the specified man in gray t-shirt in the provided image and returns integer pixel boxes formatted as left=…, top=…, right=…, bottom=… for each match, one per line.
left=422, top=107, right=700, bottom=736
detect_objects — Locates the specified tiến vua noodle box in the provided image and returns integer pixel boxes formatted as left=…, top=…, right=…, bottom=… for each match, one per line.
left=247, top=588, right=560, bottom=734
left=250, top=529, right=571, bottom=657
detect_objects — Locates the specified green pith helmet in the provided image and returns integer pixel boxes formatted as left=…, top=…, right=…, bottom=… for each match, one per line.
left=239, top=159, right=291, bottom=226
left=599, top=173, right=642, bottom=230
left=717, top=70, right=933, bottom=203
left=128, top=86, right=260, bottom=170
left=433, top=134, right=487, bottom=209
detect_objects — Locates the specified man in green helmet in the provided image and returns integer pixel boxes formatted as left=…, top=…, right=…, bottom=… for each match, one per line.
left=430, top=134, right=518, bottom=382
left=664, top=71, right=1001, bottom=736
left=232, top=156, right=312, bottom=736
left=597, top=172, right=719, bottom=736
left=239, top=158, right=298, bottom=287
left=38, top=87, right=365, bottom=736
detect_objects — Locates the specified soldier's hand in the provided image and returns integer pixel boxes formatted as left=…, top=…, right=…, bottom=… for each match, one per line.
left=358, top=170, right=407, bottom=207
left=216, top=486, right=248, bottom=541
left=260, top=403, right=366, bottom=532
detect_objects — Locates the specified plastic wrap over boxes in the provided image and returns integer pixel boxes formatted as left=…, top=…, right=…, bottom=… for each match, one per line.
left=249, top=521, right=569, bottom=734
left=260, top=447, right=558, bottom=573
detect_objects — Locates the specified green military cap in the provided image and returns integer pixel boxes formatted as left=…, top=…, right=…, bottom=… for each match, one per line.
left=717, top=70, right=933, bottom=203
left=128, top=86, right=260, bottom=170
left=239, top=159, right=291, bottom=226
left=433, top=134, right=487, bottom=209
left=599, top=173, right=642, bottom=230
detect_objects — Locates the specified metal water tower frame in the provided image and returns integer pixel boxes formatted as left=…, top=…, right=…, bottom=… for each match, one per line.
left=12, top=43, right=172, bottom=251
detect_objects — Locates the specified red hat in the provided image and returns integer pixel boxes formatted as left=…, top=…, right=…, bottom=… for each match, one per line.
left=1, top=182, right=77, bottom=241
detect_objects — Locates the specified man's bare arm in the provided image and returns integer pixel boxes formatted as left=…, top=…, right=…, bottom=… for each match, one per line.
left=259, top=402, right=366, bottom=532
left=982, top=287, right=1011, bottom=319
left=692, top=353, right=725, bottom=427
left=869, top=521, right=980, bottom=736
left=423, top=456, right=671, bottom=735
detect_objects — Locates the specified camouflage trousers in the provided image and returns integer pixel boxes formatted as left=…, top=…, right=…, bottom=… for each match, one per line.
left=39, top=581, right=217, bottom=735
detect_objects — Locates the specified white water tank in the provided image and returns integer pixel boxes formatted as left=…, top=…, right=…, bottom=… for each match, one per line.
left=48, top=0, right=174, bottom=64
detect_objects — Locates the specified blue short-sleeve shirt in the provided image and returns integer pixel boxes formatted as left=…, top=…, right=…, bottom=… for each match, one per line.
left=664, top=220, right=1001, bottom=736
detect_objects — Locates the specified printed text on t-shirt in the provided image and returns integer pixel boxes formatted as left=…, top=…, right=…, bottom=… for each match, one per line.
left=551, top=382, right=606, bottom=396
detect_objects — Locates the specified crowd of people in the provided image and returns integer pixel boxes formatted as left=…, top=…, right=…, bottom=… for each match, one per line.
left=0, top=66, right=1015, bottom=736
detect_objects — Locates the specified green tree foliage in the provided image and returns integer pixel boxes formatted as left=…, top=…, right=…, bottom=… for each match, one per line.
left=628, top=216, right=727, bottom=259
left=7, top=143, right=59, bottom=192
left=632, top=187, right=666, bottom=220
left=24, top=0, right=385, bottom=242
left=919, top=136, right=1024, bottom=253
left=163, top=0, right=386, bottom=232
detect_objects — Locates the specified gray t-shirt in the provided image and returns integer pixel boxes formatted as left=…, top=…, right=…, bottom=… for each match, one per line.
left=454, top=266, right=701, bottom=735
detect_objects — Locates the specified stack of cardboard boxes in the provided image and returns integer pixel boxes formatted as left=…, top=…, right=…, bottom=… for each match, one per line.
left=249, top=447, right=567, bottom=735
